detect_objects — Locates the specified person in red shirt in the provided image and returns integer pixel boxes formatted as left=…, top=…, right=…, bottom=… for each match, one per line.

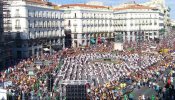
left=167, top=78, right=171, bottom=86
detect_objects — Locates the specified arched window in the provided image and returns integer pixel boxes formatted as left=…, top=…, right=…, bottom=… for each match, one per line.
left=15, top=19, right=20, bottom=27
left=68, top=20, right=71, bottom=26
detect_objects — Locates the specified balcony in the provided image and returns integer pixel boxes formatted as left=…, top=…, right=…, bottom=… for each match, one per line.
left=3, top=14, right=11, bottom=18
left=82, top=24, right=86, bottom=27
left=14, top=14, right=21, bottom=17
left=4, top=26, right=12, bottom=31
left=15, top=26, right=21, bottom=30
left=73, top=24, right=77, bottom=26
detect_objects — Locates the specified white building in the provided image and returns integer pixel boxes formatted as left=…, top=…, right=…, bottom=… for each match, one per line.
left=60, top=3, right=114, bottom=47
left=3, top=0, right=171, bottom=57
left=4, top=0, right=65, bottom=59
left=113, top=4, right=164, bottom=42
left=142, top=0, right=171, bottom=31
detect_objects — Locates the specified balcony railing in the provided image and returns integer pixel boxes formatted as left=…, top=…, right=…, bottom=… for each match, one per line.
left=15, top=14, right=21, bottom=17
left=4, top=26, right=12, bottom=31
left=15, top=26, right=21, bottom=30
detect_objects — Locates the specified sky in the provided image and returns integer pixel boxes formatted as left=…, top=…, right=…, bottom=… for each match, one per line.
left=50, top=0, right=175, bottom=20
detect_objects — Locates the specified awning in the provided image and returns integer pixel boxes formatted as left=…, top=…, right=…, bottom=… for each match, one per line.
left=90, top=38, right=96, bottom=44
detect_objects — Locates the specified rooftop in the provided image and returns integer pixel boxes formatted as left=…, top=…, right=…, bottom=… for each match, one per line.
left=60, top=4, right=110, bottom=9
left=114, top=4, right=156, bottom=11
left=26, top=0, right=57, bottom=7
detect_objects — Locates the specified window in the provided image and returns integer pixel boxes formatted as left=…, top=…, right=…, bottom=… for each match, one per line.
left=74, top=34, right=77, bottom=39
left=38, top=31, right=40, bottom=37
left=28, top=20, right=31, bottom=28
left=154, top=21, right=157, bottom=25
left=55, top=13, right=57, bottom=18
left=17, top=51, right=22, bottom=59
left=47, top=21, right=50, bottom=28
left=125, top=32, right=127, bottom=36
left=34, top=20, right=37, bottom=28
left=75, top=13, right=77, bottom=18
left=15, top=19, right=20, bottom=28
left=82, top=34, right=85, bottom=39
left=35, top=11, right=38, bottom=17
left=39, top=11, right=42, bottom=17
left=130, top=37, right=132, bottom=41
left=130, top=32, right=132, bottom=36
left=34, top=31, right=36, bottom=38
left=68, top=20, right=71, bottom=26
left=15, top=9, right=20, bottom=17
left=74, top=26, right=76, bottom=32
left=29, top=50, right=32, bottom=56
left=28, top=10, right=31, bottom=17
left=46, top=12, right=48, bottom=18
left=154, top=32, right=157, bottom=36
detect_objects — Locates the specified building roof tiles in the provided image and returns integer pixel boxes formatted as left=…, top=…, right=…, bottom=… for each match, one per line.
left=26, top=0, right=56, bottom=7
left=60, top=4, right=110, bottom=9
left=114, top=4, right=156, bottom=11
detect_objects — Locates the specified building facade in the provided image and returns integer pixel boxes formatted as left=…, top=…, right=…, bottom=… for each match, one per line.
left=0, top=0, right=14, bottom=70
left=142, top=0, right=171, bottom=33
left=2, top=0, right=171, bottom=59
left=0, top=0, right=4, bottom=68
left=60, top=3, right=114, bottom=47
left=5, top=0, right=65, bottom=59
left=113, top=4, right=164, bottom=42
left=0, top=0, right=3, bottom=42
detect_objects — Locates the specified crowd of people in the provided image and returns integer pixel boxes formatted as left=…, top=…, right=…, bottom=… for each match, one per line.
left=89, top=53, right=175, bottom=99
left=0, top=31, right=175, bottom=100
left=0, top=50, right=63, bottom=99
